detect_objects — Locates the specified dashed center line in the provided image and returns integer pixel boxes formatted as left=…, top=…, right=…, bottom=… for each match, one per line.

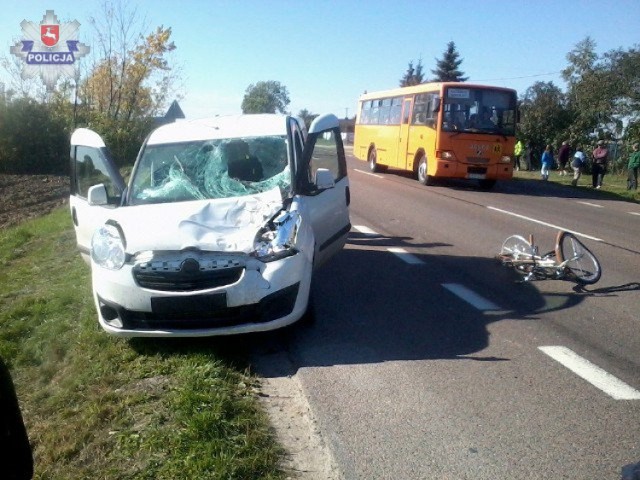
left=353, top=225, right=378, bottom=236
left=539, top=346, right=640, bottom=400
left=487, top=206, right=603, bottom=242
left=442, top=283, right=501, bottom=311
left=353, top=225, right=636, bottom=401
left=353, top=168, right=384, bottom=178
left=577, top=201, right=604, bottom=208
left=387, top=247, right=424, bottom=265
left=353, top=226, right=424, bottom=264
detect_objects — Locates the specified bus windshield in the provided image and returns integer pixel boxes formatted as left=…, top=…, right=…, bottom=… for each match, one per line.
left=441, top=86, right=516, bottom=136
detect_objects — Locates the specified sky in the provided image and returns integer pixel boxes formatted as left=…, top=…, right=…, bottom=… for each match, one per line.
left=1, top=0, right=639, bottom=120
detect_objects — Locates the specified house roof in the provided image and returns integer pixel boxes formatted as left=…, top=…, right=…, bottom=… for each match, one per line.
left=165, top=100, right=185, bottom=120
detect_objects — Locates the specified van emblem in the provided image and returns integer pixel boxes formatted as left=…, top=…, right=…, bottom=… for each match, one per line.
left=180, top=258, right=200, bottom=274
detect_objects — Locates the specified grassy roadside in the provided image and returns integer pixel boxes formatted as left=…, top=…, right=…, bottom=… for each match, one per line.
left=0, top=207, right=284, bottom=479
left=513, top=168, right=640, bottom=203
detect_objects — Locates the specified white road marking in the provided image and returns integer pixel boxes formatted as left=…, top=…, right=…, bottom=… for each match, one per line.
left=577, top=201, right=604, bottom=208
left=487, top=206, right=603, bottom=242
left=629, top=212, right=640, bottom=217
left=442, top=283, right=500, bottom=311
left=353, top=225, right=379, bottom=235
left=353, top=226, right=424, bottom=264
left=353, top=168, right=384, bottom=178
left=539, top=346, right=640, bottom=400
left=387, top=247, right=424, bottom=265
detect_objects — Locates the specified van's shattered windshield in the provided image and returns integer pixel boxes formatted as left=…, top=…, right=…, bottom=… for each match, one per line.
left=129, top=136, right=290, bottom=204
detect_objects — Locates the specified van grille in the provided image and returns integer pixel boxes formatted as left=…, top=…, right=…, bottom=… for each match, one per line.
left=132, top=251, right=245, bottom=292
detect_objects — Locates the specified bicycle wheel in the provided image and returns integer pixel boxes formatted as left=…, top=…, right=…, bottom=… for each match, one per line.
left=499, top=235, right=536, bottom=277
left=500, top=235, right=534, bottom=259
left=557, top=232, right=602, bottom=284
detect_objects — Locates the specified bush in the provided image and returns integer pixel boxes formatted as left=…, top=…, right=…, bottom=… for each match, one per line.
left=0, top=99, right=69, bottom=175
left=0, top=98, right=156, bottom=174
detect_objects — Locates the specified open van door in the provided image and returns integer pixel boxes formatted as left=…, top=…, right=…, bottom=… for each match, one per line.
left=69, top=128, right=126, bottom=263
left=296, top=114, right=351, bottom=267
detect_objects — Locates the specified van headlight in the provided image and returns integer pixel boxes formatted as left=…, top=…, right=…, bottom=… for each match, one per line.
left=252, top=210, right=300, bottom=262
left=91, top=223, right=126, bottom=270
left=501, top=155, right=512, bottom=163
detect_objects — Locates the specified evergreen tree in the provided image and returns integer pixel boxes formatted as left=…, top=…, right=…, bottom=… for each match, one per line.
left=399, top=59, right=425, bottom=87
left=431, top=42, right=468, bottom=82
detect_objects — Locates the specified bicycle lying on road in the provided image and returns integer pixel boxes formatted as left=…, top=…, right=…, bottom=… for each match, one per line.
left=496, top=230, right=602, bottom=285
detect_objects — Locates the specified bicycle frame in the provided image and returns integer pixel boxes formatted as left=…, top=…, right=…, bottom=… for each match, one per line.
left=521, top=254, right=574, bottom=282
left=497, top=230, right=602, bottom=285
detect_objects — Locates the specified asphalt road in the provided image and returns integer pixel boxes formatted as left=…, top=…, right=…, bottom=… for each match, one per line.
left=264, top=154, right=640, bottom=479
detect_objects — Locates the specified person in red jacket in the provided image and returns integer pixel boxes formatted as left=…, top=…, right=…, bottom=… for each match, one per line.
left=591, top=140, right=609, bottom=189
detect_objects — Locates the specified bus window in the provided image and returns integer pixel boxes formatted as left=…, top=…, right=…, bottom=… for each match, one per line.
left=412, top=94, right=427, bottom=125
left=379, top=98, right=392, bottom=124
left=371, top=100, right=381, bottom=125
left=425, top=93, right=439, bottom=128
left=402, top=99, right=412, bottom=124
left=389, top=97, right=403, bottom=124
left=360, top=100, right=372, bottom=125
left=443, top=103, right=469, bottom=131
left=442, top=87, right=516, bottom=135
left=412, top=93, right=438, bottom=128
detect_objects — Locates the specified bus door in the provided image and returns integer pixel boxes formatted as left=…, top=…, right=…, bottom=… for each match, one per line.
left=398, top=97, right=412, bottom=170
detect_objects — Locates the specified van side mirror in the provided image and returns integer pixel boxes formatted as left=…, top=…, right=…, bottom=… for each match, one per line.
left=88, top=184, right=108, bottom=206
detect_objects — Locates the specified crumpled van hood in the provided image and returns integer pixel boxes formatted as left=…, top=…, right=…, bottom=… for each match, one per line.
left=111, top=188, right=283, bottom=253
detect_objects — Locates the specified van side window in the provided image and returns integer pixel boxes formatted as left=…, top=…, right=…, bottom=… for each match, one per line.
left=74, top=146, right=120, bottom=200
left=309, top=129, right=346, bottom=185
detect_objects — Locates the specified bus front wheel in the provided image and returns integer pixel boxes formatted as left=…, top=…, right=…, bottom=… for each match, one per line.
left=368, top=148, right=379, bottom=173
left=417, top=156, right=433, bottom=185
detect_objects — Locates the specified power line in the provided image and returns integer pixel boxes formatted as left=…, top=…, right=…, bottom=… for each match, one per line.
left=472, top=71, right=564, bottom=82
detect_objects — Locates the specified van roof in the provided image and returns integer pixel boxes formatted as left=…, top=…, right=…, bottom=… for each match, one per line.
left=146, top=114, right=289, bottom=145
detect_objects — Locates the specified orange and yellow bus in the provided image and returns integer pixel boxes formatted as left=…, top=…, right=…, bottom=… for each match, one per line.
left=353, top=82, right=517, bottom=189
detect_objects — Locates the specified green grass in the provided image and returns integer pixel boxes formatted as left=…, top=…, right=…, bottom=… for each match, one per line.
left=513, top=168, right=640, bottom=203
left=0, top=208, right=284, bottom=479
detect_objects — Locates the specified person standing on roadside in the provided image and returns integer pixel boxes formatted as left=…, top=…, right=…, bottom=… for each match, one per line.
left=557, top=141, right=571, bottom=176
left=541, top=144, right=554, bottom=181
left=628, top=142, right=640, bottom=190
left=514, top=139, right=523, bottom=171
left=571, top=145, right=586, bottom=187
left=524, top=142, right=534, bottom=171
left=591, top=140, right=609, bottom=189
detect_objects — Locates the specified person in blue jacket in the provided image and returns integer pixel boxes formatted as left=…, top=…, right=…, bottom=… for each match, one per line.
left=540, top=144, right=554, bottom=181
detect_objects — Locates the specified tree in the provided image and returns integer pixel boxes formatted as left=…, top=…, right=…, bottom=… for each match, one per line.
left=561, top=37, right=640, bottom=165
left=399, top=59, right=425, bottom=87
left=241, top=81, right=290, bottom=114
left=81, top=2, right=179, bottom=122
left=431, top=41, right=468, bottom=82
left=78, top=1, right=181, bottom=165
left=297, top=109, right=317, bottom=130
left=561, top=37, right=610, bottom=146
left=518, top=81, right=571, bottom=155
